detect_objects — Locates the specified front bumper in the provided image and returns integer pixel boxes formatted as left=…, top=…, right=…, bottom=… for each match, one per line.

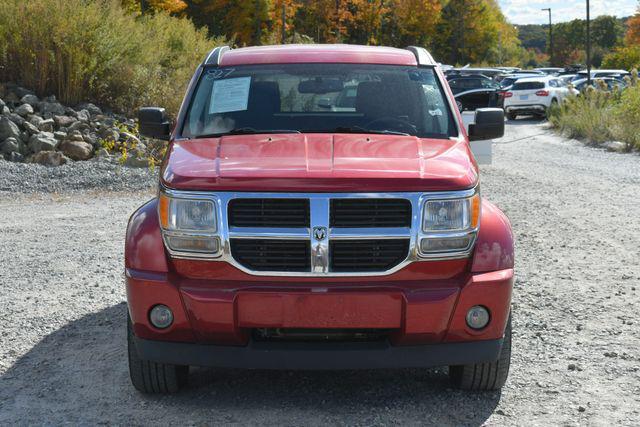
left=126, top=266, right=513, bottom=349
left=132, top=335, right=504, bottom=369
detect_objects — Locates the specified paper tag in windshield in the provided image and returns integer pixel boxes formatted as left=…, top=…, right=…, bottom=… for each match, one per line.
left=209, top=77, right=251, bottom=114
left=429, top=109, right=443, bottom=116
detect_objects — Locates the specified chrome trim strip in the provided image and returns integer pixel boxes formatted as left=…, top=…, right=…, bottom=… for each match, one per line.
left=330, top=227, right=411, bottom=239
left=159, top=187, right=479, bottom=276
left=229, top=227, right=310, bottom=239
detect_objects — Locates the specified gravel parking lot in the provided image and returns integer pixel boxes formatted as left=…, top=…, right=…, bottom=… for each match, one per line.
left=0, top=120, right=639, bottom=425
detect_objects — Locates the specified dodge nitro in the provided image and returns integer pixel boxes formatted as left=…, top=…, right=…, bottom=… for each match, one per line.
left=126, top=44, right=513, bottom=394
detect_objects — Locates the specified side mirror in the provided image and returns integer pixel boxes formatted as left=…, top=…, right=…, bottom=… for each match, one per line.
left=138, top=107, right=171, bottom=140
left=468, top=108, right=504, bottom=141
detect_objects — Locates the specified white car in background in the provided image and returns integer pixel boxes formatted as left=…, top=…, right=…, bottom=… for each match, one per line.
left=502, top=76, right=577, bottom=120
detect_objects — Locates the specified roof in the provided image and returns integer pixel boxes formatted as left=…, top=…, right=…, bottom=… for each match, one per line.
left=214, top=44, right=421, bottom=67
left=515, top=76, right=554, bottom=82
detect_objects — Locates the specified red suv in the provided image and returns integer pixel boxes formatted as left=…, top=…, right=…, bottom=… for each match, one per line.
left=127, top=44, right=513, bottom=393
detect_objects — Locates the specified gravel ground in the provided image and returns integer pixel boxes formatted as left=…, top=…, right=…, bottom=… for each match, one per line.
left=0, top=157, right=156, bottom=193
left=0, top=120, right=639, bottom=425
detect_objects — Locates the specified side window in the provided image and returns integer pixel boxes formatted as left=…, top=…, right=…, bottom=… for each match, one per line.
left=548, top=80, right=557, bottom=88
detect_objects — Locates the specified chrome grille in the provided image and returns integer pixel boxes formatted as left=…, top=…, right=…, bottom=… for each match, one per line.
left=161, top=188, right=479, bottom=277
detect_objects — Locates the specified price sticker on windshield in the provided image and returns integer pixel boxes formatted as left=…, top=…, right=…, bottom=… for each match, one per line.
left=209, top=77, right=251, bottom=114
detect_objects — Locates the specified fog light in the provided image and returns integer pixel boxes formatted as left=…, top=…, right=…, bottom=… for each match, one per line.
left=149, top=304, right=173, bottom=329
left=466, top=306, right=490, bottom=330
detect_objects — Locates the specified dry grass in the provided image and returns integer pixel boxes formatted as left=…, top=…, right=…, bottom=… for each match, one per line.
left=0, top=0, right=225, bottom=116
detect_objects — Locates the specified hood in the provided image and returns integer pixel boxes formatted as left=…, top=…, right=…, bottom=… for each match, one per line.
left=161, top=133, right=478, bottom=192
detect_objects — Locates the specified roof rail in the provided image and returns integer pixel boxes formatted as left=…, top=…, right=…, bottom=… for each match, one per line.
left=203, top=46, right=230, bottom=66
left=406, top=46, right=436, bottom=66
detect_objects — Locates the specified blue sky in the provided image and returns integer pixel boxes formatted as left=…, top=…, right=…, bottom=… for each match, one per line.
left=498, top=0, right=638, bottom=24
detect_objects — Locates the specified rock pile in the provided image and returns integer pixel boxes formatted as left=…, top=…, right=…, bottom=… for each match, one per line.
left=0, top=83, right=152, bottom=167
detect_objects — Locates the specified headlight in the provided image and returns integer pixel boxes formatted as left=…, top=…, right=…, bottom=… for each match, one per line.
left=419, top=191, right=480, bottom=256
left=158, top=191, right=221, bottom=256
left=159, top=194, right=216, bottom=232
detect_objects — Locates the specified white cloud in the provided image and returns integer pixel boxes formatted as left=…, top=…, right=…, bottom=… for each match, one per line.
left=498, top=0, right=638, bottom=24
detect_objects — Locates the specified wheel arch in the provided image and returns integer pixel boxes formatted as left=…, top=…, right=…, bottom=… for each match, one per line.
left=471, top=199, right=514, bottom=273
left=125, top=197, right=169, bottom=273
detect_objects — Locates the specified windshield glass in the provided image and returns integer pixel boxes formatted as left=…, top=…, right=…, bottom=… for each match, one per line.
left=182, top=64, right=455, bottom=139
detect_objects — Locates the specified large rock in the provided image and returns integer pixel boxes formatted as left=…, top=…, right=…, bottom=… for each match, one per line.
left=0, top=116, right=21, bottom=140
left=77, top=102, right=102, bottom=116
left=99, top=127, right=119, bottom=142
left=22, top=121, right=39, bottom=135
left=20, top=94, right=39, bottom=106
left=0, top=137, right=20, bottom=154
left=15, top=103, right=34, bottom=117
left=75, top=109, right=90, bottom=122
left=6, top=151, right=24, bottom=162
left=39, top=101, right=65, bottom=116
left=53, top=115, right=76, bottom=127
left=37, top=118, right=55, bottom=132
left=58, top=139, right=93, bottom=160
left=30, top=150, right=68, bottom=166
left=28, top=114, right=44, bottom=128
left=29, top=132, right=57, bottom=153
left=7, top=113, right=24, bottom=126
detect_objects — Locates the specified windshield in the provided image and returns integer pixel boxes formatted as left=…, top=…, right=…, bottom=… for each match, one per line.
left=182, top=64, right=455, bottom=139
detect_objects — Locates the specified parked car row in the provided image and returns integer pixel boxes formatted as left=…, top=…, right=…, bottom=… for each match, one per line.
left=444, top=65, right=631, bottom=118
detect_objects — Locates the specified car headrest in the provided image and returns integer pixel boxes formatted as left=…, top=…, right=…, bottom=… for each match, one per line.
left=249, top=81, right=281, bottom=113
left=355, top=80, right=421, bottom=120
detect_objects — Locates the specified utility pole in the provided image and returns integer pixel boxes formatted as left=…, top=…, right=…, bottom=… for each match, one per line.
left=586, top=0, right=592, bottom=86
left=541, top=8, right=553, bottom=65
left=281, top=2, right=286, bottom=44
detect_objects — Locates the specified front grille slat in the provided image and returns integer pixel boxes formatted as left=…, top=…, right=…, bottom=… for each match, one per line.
left=229, top=198, right=310, bottom=227
left=230, top=239, right=311, bottom=272
left=330, top=239, right=410, bottom=272
left=330, top=199, right=412, bottom=228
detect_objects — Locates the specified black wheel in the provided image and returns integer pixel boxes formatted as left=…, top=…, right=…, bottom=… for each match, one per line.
left=127, top=315, right=188, bottom=394
left=506, top=112, right=517, bottom=121
left=449, top=315, right=511, bottom=391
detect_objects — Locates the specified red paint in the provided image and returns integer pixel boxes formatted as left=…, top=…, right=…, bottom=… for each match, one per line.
left=161, top=134, right=478, bottom=192
left=125, top=45, right=515, bottom=364
left=125, top=199, right=168, bottom=273
left=471, top=200, right=515, bottom=272
left=219, top=44, right=417, bottom=67
left=126, top=266, right=512, bottom=346
left=236, top=292, right=403, bottom=329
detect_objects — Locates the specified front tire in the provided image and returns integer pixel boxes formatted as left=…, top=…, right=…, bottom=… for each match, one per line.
left=449, top=315, right=511, bottom=391
left=127, top=315, right=189, bottom=394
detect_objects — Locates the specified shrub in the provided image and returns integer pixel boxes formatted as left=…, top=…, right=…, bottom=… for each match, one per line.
left=548, top=72, right=640, bottom=151
left=610, top=76, right=640, bottom=150
left=0, top=0, right=225, bottom=116
left=548, top=85, right=618, bottom=144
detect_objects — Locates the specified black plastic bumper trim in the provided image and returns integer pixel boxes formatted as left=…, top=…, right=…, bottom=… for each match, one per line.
left=133, top=336, right=504, bottom=370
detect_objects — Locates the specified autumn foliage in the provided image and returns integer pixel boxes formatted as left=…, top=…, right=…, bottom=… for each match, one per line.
left=124, top=0, right=523, bottom=65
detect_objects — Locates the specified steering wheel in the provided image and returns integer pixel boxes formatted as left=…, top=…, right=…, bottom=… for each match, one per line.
left=363, top=117, right=417, bottom=134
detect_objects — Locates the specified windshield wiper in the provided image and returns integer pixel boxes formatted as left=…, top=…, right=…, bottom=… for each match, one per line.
left=196, top=127, right=301, bottom=138
left=330, top=126, right=412, bottom=136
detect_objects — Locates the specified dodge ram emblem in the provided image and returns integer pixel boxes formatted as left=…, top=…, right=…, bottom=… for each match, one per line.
left=313, top=226, right=327, bottom=241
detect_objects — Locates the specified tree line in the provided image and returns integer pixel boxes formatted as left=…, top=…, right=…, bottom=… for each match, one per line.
left=121, top=0, right=524, bottom=66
